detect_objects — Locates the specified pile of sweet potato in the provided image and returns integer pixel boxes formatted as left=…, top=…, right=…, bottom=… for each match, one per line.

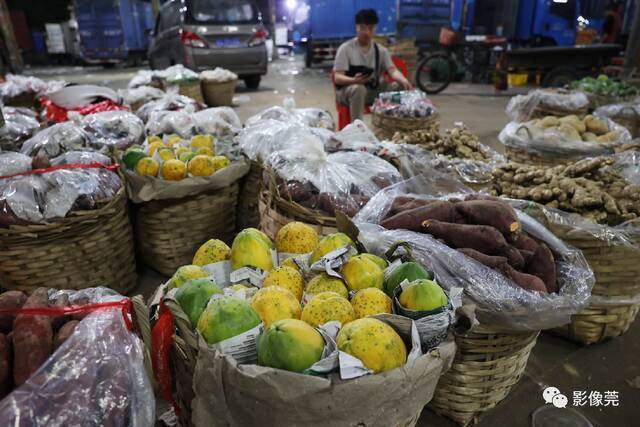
left=0, top=288, right=82, bottom=399
left=381, top=196, right=557, bottom=294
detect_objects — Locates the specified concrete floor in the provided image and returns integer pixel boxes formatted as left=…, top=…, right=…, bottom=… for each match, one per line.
left=28, top=57, right=639, bottom=427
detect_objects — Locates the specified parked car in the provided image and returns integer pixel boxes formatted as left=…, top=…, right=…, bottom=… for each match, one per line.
left=148, top=0, right=268, bottom=89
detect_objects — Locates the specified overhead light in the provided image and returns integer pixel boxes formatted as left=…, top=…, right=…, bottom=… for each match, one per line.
left=552, top=0, right=568, bottom=3
left=286, top=0, right=297, bottom=10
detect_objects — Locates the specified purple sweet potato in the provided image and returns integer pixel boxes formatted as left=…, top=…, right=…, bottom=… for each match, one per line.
left=455, top=200, right=521, bottom=239
left=318, top=192, right=360, bottom=217
left=389, top=196, right=434, bottom=215
left=50, top=294, right=70, bottom=331
left=0, top=333, right=11, bottom=398
left=0, top=291, right=27, bottom=334
left=500, top=245, right=525, bottom=270
left=525, top=243, right=558, bottom=293
left=422, top=220, right=508, bottom=254
left=519, top=249, right=535, bottom=264
left=499, top=264, right=548, bottom=294
left=53, top=320, right=79, bottom=350
left=458, top=248, right=508, bottom=269
left=12, top=288, right=53, bottom=386
left=513, top=233, right=539, bottom=253
left=382, top=201, right=458, bottom=231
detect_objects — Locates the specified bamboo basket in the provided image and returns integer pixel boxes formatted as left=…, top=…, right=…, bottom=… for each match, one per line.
left=162, top=79, right=204, bottom=104
left=236, top=161, right=263, bottom=230
left=134, top=184, right=239, bottom=276
left=504, top=146, right=572, bottom=167
left=201, top=79, right=236, bottom=107
left=0, top=187, right=137, bottom=294
left=259, top=193, right=337, bottom=241
left=549, top=227, right=640, bottom=345
left=429, top=327, right=539, bottom=426
left=372, top=112, right=440, bottom=141
left=531, top=104, right=589, bottom=119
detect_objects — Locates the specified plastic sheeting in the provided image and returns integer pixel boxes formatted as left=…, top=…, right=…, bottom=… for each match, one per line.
left=0, top=107, right=41, bottom=151
left=145, top=107, right=241, bottom=138
left=81, top=110, right=145, bottom=150
left=136, top=93, right=202, bottom=123
left=506, top=89, right=589, bottom=122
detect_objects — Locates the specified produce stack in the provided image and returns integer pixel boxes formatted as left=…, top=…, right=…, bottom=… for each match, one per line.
left=492, top=157, right=640, bottom=344
left=158, top=65, right=204, bottom=104
left=151, top=223, right=459, bottom=427
left=355, top=177, right=594, bottom=424
left=200, top=68, right=238, bottom=107
left=571, top=74, right=639, bottom=109
left=371, top=90, right=439, bottom=140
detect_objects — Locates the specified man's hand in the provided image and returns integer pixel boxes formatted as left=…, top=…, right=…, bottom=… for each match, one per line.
left=389, top=67, right=413, bottom=90
left=353, top=72, right=373, bottom=85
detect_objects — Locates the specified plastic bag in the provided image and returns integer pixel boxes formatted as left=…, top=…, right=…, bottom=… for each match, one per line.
left=121, top=85, right=166, bottom=107
left=246, top=100, right=335, bottom=130
left=265, top=136, right=402, bottom=217
left=20, top=122, right=92, bottom=158
left=238, top=119, right=315, bottom=163
left=372, top=90, right=437, bottom=118
left=200, top=67, right=238, bottom=83
left=595, top=101, right=640, bottom=137
left=0, top=164, right=122, bottom=226
left=0, top=287, right=154, bottom=426
left=499, top=117, right=632, bottom=159
left=136, top=93, right=202, bottom=123
left=158, top=64, right=199, bottom=83
left=0, top=74, right=65, bottom=102
left=0, top=106, right=41, bottom=151
left=145, top=107, right=241, bottom=138
left=128, top=69, right=159, bottom=89
left=50, top=151, right=113, bottom=167
left=0, top=152, right=32, bottom=176
left=81, top=110, right=145, bottom=150
left=506, top=89, right=589, bottom=122
left=354, top=175, right=595, bottom=332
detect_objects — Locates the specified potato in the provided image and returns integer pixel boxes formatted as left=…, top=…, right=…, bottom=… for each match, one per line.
left=557, top=123, right=582, bottom=141
left=559, top=115, right=586, bottom=133
left=540, top=116, right=560, bottom=128
left=584, top=115, right=609, bottom=135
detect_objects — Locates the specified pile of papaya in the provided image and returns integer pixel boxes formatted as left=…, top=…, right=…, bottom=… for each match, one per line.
left=380, top=195, right=558, bottom=294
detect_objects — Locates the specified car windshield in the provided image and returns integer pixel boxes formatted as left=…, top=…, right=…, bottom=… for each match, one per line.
left=190, top=0, right=257, bottom=24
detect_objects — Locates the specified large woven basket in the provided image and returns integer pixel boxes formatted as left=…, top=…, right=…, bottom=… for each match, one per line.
left=134, top=184, right=239, bottom=276
left=531, top=104, right=589, bottom=119
left=236, top=161, right=263, bottom=230
left=606, top=106, right=640, bottom=138
left=0, top=187, right=137, bottom=294
left=429, top=327, right=538, bottom=426
left=504, top=146, right=572, bottom=167
left=162, top=79, right=204, bottom=104
left=372, top=112, right=440, bottom=141
left=201, top=79, right=236, bottom=107
left=549, top=227, right=640, bottom=345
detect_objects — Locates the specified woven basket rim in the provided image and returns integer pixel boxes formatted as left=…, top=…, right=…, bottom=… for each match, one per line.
left=372, top=111, right=440, bottom=125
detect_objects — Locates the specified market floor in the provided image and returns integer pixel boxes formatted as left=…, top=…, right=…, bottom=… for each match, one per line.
left=28, top=57, right=640, bottom=427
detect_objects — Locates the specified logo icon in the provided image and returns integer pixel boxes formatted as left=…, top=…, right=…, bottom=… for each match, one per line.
left=543, top=386, right=568, bottom=408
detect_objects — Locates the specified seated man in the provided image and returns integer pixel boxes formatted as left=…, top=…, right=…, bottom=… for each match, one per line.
left=333, top=9, right=412, bottom=122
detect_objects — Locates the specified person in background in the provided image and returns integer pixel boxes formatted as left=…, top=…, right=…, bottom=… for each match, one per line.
left=333, top=9, right=412, bottom=122
left=602, top=1, right=624, bottom=44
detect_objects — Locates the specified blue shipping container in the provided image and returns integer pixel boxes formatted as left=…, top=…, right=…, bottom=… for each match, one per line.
left=309, top=0, right=397, bottom=41
left=75, top=0, right=154, bottom=63
left=397, top=0, right=452, bottom=44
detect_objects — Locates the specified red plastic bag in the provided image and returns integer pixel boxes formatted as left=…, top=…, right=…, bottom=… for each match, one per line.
left=40, top=97, right=129, bottom=123
left=152, top=301, right=178, bottom=410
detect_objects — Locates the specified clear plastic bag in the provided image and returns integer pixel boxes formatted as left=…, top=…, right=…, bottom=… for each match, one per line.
left=0, top=152, right=32, bottom=177
left=121, top=85, right=165, bottom=106
left=0, top=287, right=154, bottom=427
left=326, top=119, right=381, bottom=153
left=265, top=137, right=402, bottom=217
left=158, top=64, right=199, bottom=83
left=239, top=119, right=315, bottom=163
left=499, top=117, right=632, bottom=159
left=354, top=175, right=595, bottom=332
left=136, top=93, right=202, bottom=123
left=0, top=106, right=41, bottom=151
left=145, top=107, right=241, bottom=138
left=128, top=69, right=159, bottom=89
left=0, top=166, right=122, bottom=226
left=372, top=90, right=437, bottom=118
left=81, top=110, right=145, bottom=150
left=50, top=151, right=113, bottom=167
left=506, top=89, right=589, bottom=122
left=200, top=68, right=238, bottom=83
left=246, top=99, right=335, bottom=130
left=0, top=74, right=65, bottom=102
left=20, top=122, right=92, bottom=158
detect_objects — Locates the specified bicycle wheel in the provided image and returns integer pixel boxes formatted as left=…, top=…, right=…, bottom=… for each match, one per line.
left=416, top=52, right=454, bottom=94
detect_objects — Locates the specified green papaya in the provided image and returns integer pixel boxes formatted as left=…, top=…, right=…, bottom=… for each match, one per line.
left=384, top=262, right=432, bottom=297
left=123, top=146, right=148, bottom=170
left=174, top=278, right=222, bottom=327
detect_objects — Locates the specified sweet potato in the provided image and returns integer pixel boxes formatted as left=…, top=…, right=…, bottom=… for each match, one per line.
left=512, top=233, right=540, bottom=253
left=0, top=333, right=10, bottom=398
left=50, top=294, right=70, bottom=331
left=525, top=243, right=558, bottom=293
left=13, top=288, right=53, bottom=386
left=422, top=220, right=508, bottom=254
left=519, top=249, right=535, bottom=264
left=499, top=264, right=548, bottom=294
left=0, top=291, right=27, bottom=334
left=455, top=200, right=521, bottom=239
left=382, top=201, right=458, bottom=231
left=53, top=320, right=79, bottom=350
left=390, top=196, right=434, bottom=215
left=458, top=248, right=508, bottom=269
left=500, top=245, right=525, bottom=270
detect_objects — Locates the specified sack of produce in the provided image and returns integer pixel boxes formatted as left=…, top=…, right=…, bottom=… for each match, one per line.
left=200, top=68, right=238, bottom=107
left=121, top=85, right=165, bottom=111
left=80, top=110, right=145, bottom=150
left=260, top=135, right=402, bottom=239
left=594, top=100, right=640, bottom=138
left=150, top=225, right=459, bottom=427
left=20, top=122, right=92, bottom=160
left=506, top=88, right=589, bottom=121
left=0, top=74, right=65, bottom=107
left=156, top=65, right=204, bottom=104
left=571, top=74, right=639, bottom=108
left=136, top=92, right=202, bottom=123
left=0, top=107, right=41, bottom=151
left=354, top=174, right=595, bottom=424
left=492, top=156, right=640, bottom=344
left=145, top=107, right=241, bottom=139
left=0, top=287, right=153, bottom=425
left=128, top=69, right=162, bottom=89
left=499, top=114, right=631, bottom=165
left=0, top=163, right=137, bottom=293
left=245, top=98, right=335, bottom=130
left=0, top=152, right=33, bottom=177
left=371, top=90, right=439, bottom=140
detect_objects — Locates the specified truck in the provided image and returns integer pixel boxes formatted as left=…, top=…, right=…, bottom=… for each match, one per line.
left=75, top=0, right=154, bottom=65
left=304, top=0, right=397, bottom=67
